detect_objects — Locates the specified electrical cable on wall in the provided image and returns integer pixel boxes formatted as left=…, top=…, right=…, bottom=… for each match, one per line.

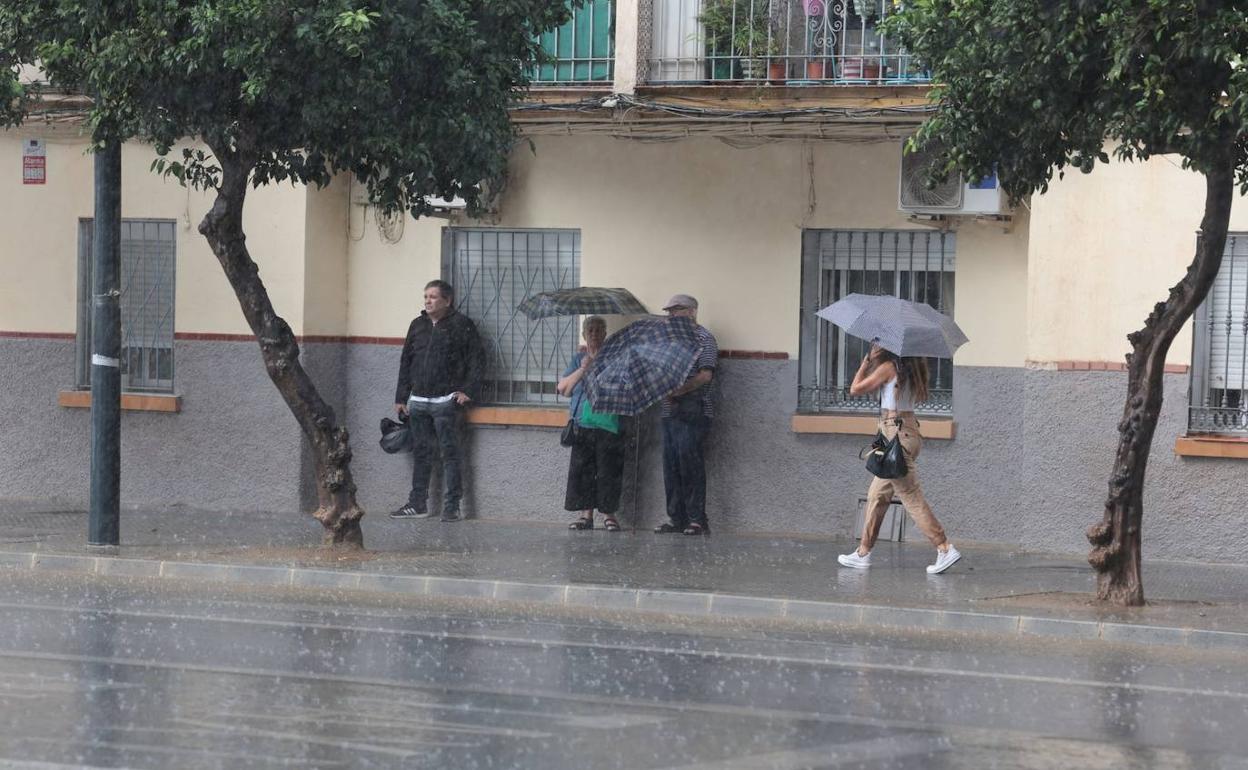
left=513, top=93, right=934, bottom=121
left=800, top=142, right=818, bottom=229
left=347, top=175, right=367, bottom=242
left=514, top=93, right=931, bottom=144
left=375, top=206, right=405, bottom=244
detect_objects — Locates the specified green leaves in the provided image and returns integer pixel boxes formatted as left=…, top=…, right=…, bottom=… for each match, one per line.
left=151, top=146, right=221, bottom=187
left=2, top=0, right=573, bottom=213
left=890, top=0, right=1248, bottom=198
left=331, top=7, right=379, bottom=57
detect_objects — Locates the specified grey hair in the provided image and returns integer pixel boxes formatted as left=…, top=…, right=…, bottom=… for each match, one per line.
left=582, top=315, right=607, bottom=334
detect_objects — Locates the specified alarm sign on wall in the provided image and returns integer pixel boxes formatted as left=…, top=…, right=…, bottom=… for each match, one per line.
left=22, top=139, right=45, bottom=185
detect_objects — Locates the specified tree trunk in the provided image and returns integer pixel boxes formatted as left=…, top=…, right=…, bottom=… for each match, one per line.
left=1087, top=159, right=1235, bottom=605
left=198, top=145, right=364, bottom=547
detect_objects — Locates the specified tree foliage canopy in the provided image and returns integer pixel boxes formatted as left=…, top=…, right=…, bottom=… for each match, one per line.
left=885, top=0, right=1248, bottom=197
left=1, top=0, right=573, bottom=214
left=887, top=0, right=1248, bottom=606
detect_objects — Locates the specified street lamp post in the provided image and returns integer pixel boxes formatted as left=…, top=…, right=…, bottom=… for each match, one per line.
left=88, top=139, right=121, bottom=547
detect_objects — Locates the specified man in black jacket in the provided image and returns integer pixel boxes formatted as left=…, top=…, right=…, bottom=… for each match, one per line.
left=391, top=280, right=485, bottom=521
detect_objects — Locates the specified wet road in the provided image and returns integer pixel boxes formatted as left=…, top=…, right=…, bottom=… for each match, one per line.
left=0, top=571, right=1243, bottom=769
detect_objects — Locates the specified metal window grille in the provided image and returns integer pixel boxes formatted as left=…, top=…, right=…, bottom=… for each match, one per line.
left=534, top=0, right=615, bottom=84
left=798, top=229, right=955, bottom=414
left=648, top=0, right=928, bottom=84
left=76, top=219, right=177, bottom=393
left=1190, top=233, right=1248, bottom=434
left=443, top=228, right=581, bottom=405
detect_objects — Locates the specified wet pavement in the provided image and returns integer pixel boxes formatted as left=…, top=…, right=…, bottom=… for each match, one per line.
left=0, top=569, right=1245, bottom=769
left=0, top=502, right=1246, bottom=643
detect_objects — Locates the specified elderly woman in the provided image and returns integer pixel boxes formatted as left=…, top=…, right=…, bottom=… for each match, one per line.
left=556, top=316, right=626, bottom=531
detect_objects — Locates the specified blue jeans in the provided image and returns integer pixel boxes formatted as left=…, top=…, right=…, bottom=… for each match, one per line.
left=662, top=415, right=710, bottom=529
left=407, top=399, right=463, bottom=517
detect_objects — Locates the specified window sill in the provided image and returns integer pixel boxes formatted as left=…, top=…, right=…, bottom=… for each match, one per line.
left=466, top=406, right=567, bottom=428
left=58, top=390, right=182, bottom=413
left=791, top=413, right=956, bottom=440
left=1174, top=435, right=1248, bottom=459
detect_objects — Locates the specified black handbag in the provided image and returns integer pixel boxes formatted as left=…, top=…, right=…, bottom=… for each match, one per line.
left=379, top=414, right=412, bottom=454
left=560, top=419, right=578, bottom=447
left=861, top=423, right=908, bottom=479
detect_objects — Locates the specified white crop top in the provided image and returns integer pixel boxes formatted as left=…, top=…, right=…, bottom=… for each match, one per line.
left=880, top=377, right=916, bottom=412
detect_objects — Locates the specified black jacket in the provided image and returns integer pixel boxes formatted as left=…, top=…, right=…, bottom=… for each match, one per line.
left=394, top=309, right=485, bottom=403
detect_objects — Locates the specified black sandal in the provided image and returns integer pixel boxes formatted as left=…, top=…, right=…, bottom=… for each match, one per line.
left=603, top=517, right=621, bottom=532
left=682, top=523, right=709, bottom=536
left=568, top=517, right=593, bottom=530
left=654, top=523, right=683, bottom=533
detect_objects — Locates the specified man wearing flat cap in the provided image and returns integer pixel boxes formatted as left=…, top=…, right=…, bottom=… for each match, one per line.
left=655, top=294, right=719, bottom=536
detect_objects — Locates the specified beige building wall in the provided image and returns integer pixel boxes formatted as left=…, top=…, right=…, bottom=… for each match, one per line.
left=344, top=136, right=1029, bottom=366
left=1028, top=155, right=1248, bottom=366
left=0, top=131, right=86, bottom=334
left=0, top=133, right=311, bottom=336
left=344, top=185, right=444, bottom=338
left=302, top=175, right=350, bottom=336
left=4, top=129, right=1032, bottom=360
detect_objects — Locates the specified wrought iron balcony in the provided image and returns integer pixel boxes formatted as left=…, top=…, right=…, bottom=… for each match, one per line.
left=1188, top=405, right=1248, bottom=435
left=648, top=0, right=928, bottom=85
left=532, top=0, right=615, bottom=85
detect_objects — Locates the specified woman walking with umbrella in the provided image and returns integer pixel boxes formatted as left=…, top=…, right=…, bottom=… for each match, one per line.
left=817, top=294, right=965, bottom=575
left=837, top=344, right=960, bottom=573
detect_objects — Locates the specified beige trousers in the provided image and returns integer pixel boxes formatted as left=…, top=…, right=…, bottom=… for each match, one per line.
left=860, top=417, right=948, bottom=551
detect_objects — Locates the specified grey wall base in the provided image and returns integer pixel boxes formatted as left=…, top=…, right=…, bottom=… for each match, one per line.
left=2, top=337, right=1243, bottom=563
left=1, top=338, right=305, bottom=513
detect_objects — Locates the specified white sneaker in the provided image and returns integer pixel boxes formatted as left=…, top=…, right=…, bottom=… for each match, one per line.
left=926, top=545, right=962, bottom=574
left=837, top=550, right=872, bottom=569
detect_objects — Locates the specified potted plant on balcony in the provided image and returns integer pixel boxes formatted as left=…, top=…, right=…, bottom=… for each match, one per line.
left=806, top=56, right=833, bottom=80
left=841, top=36, right=882, bottom=80
left=852, top=0, right=879, bottom=21
left=697, top=0, right=783, bottom=81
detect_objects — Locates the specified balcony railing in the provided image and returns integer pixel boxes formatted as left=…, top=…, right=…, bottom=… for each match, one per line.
left=532, top=0, right=615, bottom=84
left=648, top=0, right=928, bottom=85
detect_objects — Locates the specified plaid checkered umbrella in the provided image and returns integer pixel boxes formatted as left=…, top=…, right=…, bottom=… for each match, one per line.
left=517, top=287, right=650, bottom=319
left=585, top=316, right=700, bottom=416
left=816, top=293, right=968, bottom=358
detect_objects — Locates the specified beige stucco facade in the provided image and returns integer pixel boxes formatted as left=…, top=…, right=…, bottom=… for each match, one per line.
left=5, top=118, right=1248, bottom=561
left=6, top=128, right=1244, bottom=372
left=1028, top=155, right=1248, bottom=366
left=302, top=175, right=351, bottom=337
left=343, top=136, right=1030, bottom=367
left=0, top=133, right=309, bottom=337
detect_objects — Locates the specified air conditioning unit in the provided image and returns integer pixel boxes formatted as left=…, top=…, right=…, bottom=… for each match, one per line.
left=898, top=144, right=1009, bottom=216
left=350, top=175, right=468, bottom=212
left=424, top=195, right=467, bottom=211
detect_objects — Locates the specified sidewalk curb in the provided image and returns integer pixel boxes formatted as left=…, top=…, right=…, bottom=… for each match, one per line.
left=6, top=551, right=1246, bottom=653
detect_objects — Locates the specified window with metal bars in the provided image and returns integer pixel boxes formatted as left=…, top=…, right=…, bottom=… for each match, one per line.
left=443, top=228, right=580, bottom=406
left=1190, top=233, right=1248, bottom=434
left=533, top=0, right=614, bottom=84
left=75, top=219, right=177, bottom=393
left=798, top=229, right=955, bottom=414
